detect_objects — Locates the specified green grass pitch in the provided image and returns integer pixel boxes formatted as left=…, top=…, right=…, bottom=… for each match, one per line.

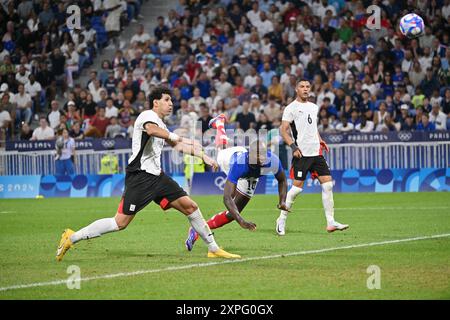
left=0, top=192, right=449, bottom=299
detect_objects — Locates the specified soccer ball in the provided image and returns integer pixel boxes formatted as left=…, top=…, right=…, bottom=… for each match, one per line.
left=56, top=136, right=64, bottom=149
left=399, top=13, right=424, bottom=39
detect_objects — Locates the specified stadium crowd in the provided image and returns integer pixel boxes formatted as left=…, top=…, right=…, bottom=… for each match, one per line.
left=0, top=0, right=449, bottom=145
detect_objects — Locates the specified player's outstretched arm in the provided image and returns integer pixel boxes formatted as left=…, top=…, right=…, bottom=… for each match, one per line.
left=144, top=123, right=182, bottom=143
left=275, top=170, right=289, bottom=212
left=223, top=180, right=257, bottom=231
left=172, top=137, right=219, bottom=171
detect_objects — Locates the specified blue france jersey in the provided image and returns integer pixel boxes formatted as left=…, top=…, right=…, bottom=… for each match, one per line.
left=227, top=150, right=283, bottom=184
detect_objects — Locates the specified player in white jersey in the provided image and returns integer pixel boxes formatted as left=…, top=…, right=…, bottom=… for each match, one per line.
left=276, top=79, right=349, bottom=235
left=56, top=87, right=241, bottom=261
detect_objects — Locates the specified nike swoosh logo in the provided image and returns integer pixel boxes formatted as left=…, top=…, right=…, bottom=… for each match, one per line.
left=276, top=223, right=283, bottom=234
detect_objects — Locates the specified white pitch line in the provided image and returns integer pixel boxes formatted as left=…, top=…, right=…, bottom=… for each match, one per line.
left=1, top=233, right=449, bottom=293
left=244, top=206, right=450, bottom=212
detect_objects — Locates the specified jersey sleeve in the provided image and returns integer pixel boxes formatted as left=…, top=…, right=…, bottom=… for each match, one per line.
left=138, top=111, right=160, bottom=131
left=281, top=106, right=294, bottom=123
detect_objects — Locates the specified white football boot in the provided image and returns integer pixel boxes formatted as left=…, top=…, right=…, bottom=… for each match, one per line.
left=276, top=217, right=286, bottom=236
left=326, top=221, right=349, bottom=233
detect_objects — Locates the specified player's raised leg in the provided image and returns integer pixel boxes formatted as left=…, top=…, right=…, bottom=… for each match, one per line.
left=209, top=113, right=229, bottom=148
left=170, top=196, right=241, bottom=258
left=318, top=175, right=349, bottom=232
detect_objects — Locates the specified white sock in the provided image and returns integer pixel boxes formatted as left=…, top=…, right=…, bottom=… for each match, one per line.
left=321, top=181, right=335, bottom=226
left=70, top=218, right=119, bottom=244
left=279, top=186, right=303, bottom=219
left=187, top=209, right=219, bottom=252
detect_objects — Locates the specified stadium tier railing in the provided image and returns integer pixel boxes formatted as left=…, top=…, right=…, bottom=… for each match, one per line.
left=0, top=140, right=449, bottom=176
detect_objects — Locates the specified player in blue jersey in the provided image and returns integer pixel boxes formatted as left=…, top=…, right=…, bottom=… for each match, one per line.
left=185, top=114, right=289, bottom=251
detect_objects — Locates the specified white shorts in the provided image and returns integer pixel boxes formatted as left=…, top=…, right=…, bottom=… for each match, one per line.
left=217, top=147, right=259, bottom=198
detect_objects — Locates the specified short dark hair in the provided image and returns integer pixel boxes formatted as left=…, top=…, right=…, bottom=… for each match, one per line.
left=148, top=87, right=172, bottom=109
left=296, top=78, right=310, bottom=87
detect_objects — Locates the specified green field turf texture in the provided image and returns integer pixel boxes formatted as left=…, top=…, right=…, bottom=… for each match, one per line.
left=0, top=192, right=449, bottom=299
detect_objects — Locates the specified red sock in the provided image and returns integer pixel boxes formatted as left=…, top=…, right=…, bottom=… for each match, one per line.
left=214, top=121, right=228, bottom=148
left=207, top=211, right=232, bottom=229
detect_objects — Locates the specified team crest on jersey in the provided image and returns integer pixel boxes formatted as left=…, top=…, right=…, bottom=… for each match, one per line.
left=298, top=172, right=302, bottom=178
left=129, top=204, right=136, bottom=212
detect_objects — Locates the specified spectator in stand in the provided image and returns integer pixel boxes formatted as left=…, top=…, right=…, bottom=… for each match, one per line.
left=215, top=72, right=232, bottom=100
left=154, top=16, right=169, bottom=41
left=81, top=93, right=97, bottom=120
left=349, top=109, right=361, bottom=127
left=31, top=117, right=54, bottom=141
left=268, top=75, right=285, bottom=104
left=118, top=100, right=136, bottom=130
left=105, top=116, right=124, bottom=138
left=15, top=65, right=30, bottom=86
left=429, top=103, right=447, bottom=130
left=263, top=96, right=282, bottom=123
left=355, top=115, right=374, bottom=132
left=14, top=84, right=32, bottom=126
left=374, top=102, right=390, bottom=131
left=250, top=76, right=268, bottom=102
left=65, top=101, right=81, bottom=129
left=19, top=122, right=33, bottom=140
left=198, top=103, right=213, bottom=134
left=0, top=102, right=11, bottom=143
left=396, top=104, right=410, bottom=128
left=235, top=102, right=256, bottom=131
left=188, top=87, right=206, bottom=112
left=85, top=107, right=110, bottom=138
left=260, top=62, right=276, bottom=88
left=105, top=98, right=119, bottom=119
left=401, top=116, right=417, bottom=131
left=417, top=113, right=436, bottom=131
left=336, top=116, right=354, bottom=132
left=131, top=24, right=152, bottom=47
left=318, top=117, right=335, bottom=133
left=69, top=121, right=84, bottom=140
left=47, top=100, right=62, bottom=131
left=420, top=68, right=440, bottom=97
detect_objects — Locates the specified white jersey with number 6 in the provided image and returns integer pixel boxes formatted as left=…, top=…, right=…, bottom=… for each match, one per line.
left=282, top=100, right=321, bottom=157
